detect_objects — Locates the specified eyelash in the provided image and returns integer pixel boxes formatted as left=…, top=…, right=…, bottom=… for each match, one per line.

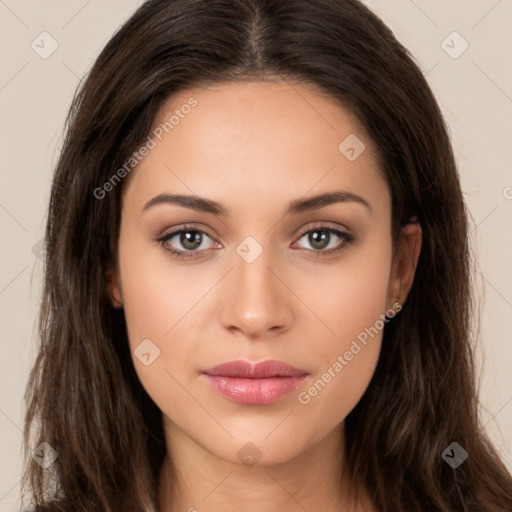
left=156, top=223, right=355, bottom=260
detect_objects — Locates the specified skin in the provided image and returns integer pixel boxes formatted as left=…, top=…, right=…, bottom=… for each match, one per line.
left=107, top=80, right=422, bottom=512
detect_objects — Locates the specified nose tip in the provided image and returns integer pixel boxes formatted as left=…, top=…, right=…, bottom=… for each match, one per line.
left=219, top=255, right=293, bottom=339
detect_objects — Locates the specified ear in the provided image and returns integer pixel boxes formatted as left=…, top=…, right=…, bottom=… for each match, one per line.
left=386, top=218, right=422, bottom=309
left=105, top=264, right=123, bottom=308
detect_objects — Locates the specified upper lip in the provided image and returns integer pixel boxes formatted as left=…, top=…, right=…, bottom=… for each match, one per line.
left=202, top=359, right=308, bottom=379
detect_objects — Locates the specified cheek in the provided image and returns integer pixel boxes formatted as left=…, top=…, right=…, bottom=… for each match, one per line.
left=292, top=234, right=392, bottom=420
left=294, top=231, right=393, bottom=351
left=117, top=228, right=209, bottom=347
left=115, top=228, right=205, bottom=402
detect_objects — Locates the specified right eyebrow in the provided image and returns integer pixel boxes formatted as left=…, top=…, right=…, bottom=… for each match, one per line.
left=142, top=194, right=227, bottom=216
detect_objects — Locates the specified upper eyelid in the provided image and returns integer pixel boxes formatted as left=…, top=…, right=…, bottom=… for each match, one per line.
left=295, top=222, right=349, bottom=237
left=159, top=224, right=216, bottom=241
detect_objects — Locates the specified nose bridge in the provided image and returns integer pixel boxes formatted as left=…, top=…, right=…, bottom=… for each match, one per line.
left=219, top=239, right=292, bottom=336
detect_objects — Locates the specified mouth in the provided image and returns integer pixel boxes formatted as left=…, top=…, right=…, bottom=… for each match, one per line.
left=201, top=359, right=308, bottom=405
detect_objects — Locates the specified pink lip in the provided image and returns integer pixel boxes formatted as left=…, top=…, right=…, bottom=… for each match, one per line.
left=201, top=359, right=308, bottom=405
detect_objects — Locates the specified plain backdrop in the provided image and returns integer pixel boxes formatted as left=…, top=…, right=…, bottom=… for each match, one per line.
left=0, top=1, right=511, bottom=510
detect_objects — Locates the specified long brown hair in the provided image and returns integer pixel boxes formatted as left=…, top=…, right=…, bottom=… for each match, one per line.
left=22, top=1, right=512, bottom=511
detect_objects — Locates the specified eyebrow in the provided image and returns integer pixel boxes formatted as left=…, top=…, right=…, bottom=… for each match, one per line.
left=142, top=190, right=372, bottom=216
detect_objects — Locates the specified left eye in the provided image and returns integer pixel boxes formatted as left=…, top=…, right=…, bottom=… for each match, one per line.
left=293, top=227, right=353, bottom=253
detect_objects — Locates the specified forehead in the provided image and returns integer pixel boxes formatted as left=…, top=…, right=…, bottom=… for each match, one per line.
left=122, top=80, right=388, bottom=216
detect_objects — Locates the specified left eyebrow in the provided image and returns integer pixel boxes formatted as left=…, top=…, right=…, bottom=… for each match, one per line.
left=285, top=190, right=373, bottom=216
left=141, top=190, right=372, bottom=216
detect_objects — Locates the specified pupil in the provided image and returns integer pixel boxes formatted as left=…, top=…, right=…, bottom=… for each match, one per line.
left=310, top=230, right=329, bottom=249
left=181, top=231, right=202, bottom=250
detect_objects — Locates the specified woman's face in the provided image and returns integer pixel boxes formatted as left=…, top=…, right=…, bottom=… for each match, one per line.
left=109, top=80, right=418, bottom=466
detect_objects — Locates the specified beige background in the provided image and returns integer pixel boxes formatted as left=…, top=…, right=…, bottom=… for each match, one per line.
left=0, top=1, right=511, bottom=509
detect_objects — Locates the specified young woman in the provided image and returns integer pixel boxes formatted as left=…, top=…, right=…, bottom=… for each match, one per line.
left=22, top=0, right=512, bottom=511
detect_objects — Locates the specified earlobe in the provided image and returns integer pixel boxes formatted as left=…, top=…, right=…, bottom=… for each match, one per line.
left=105, top=265, right=123, bottom=308
left=387, top=218, right=422, bottom=309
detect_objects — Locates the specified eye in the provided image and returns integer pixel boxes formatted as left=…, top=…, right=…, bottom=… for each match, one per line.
left=292, top=226, right=354, bottom=255
left=156, top=225, right=218, bottom=259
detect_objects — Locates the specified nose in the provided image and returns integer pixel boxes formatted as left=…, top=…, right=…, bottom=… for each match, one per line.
left=219, top=247, right=294, bottom=339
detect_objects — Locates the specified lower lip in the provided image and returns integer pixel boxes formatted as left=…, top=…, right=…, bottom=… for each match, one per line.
left=201, top=374, right=307, bottom=405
